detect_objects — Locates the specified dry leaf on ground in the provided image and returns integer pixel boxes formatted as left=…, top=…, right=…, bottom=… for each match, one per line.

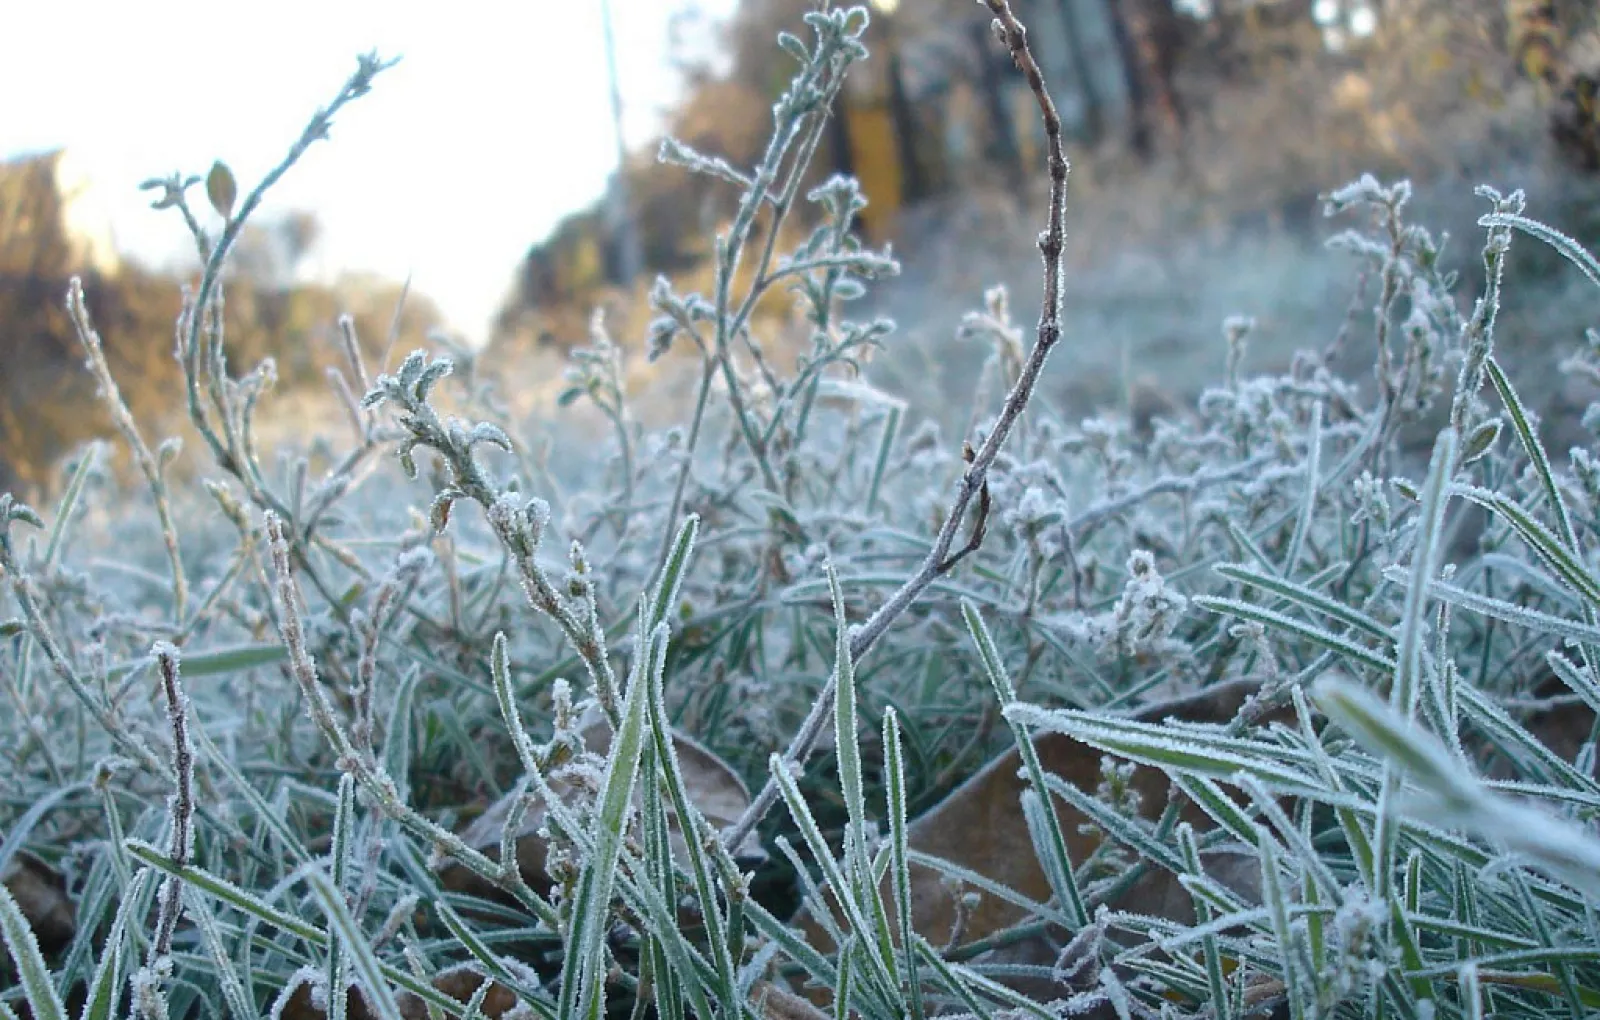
left=277, top=962, right=521, bottom=1020
left=439, top=719, right=763, bottom=902
left=288, top=969, right=836, bottom=1020
left=1491, top=671, right=1597, bottom=777
left=749, top=979, right=833, bottom=1020
left=793, top=678, right=1276, bottom=1008
left=1, top=851, right=73, bottom=954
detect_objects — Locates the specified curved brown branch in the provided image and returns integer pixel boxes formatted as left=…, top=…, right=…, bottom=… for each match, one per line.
left=724, top=0, right=1071, bottom=851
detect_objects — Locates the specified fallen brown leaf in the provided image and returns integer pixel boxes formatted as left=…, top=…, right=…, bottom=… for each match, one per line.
left=439, top=720, right=763, bottom=903
left=792, top=678, right=1277, bottom=1010
left=1492, top=670, right=1597, bottom=778
left=1, top=851, right=74, bottom=954
left=277, top=963, right=520, bottom=1020
left=750, top=979, right=833, bottom=1020
left=398, top=964, right=521, bottom=1019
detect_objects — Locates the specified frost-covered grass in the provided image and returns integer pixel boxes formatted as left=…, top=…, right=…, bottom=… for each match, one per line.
left=7, top=3, right=1600, bottom=1018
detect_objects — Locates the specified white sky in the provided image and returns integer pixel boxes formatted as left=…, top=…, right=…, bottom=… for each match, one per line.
left=1, top=0, right=739, bottom=342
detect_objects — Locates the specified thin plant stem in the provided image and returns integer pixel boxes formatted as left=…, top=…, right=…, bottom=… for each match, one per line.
left=725, top=0, right=1072, bottom=850
left=67, top=279, right=189, bottom=626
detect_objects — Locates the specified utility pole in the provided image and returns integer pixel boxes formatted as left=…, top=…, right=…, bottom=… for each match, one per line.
left=600, top=0, right=643, bottom=285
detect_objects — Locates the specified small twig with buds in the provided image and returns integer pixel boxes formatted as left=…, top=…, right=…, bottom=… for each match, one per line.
left=724, top=0, right=1072, bottom=851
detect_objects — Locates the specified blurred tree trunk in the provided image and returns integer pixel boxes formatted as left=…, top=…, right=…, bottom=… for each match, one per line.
left=1507, top=0, right=1600, bottom=170
left=1105, top=0, right=1153, bottom=157
left=0, top=154, right=72, bottom=279
left=883, top=27, right=929, bottom=204
left=969, top=19, right=1026, bottom=188
left=1056, top=0, right=1107, bottom=143
left=1106, top=0, right=1186, bottom=158
left=828, top=92, right=857, bottom=181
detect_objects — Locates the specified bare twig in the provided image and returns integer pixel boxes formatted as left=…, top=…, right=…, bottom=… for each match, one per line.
left=145, top=55, right=394, bottom=646
left=938, top=441, right=992, bottom=572
left=377, top=273, right=412, bottom=377
left=724, top=0, right=1071, bottom=850
left=363, top=355, right=624, bottom=725
left=263, top=512, right=561, bottom=927
left=149, top=643, right=194, bottom=962
left=128, top=643, right=197, bottom=1020
left=180, top=53, right=396, bottom=480
left=67, top=279, right=190, bottom=625
left=1066, top=451, right=1276, bottom=536
left=654, top=358, right=719, bottom=577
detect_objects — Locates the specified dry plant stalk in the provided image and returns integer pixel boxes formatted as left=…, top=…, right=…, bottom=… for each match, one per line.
left=724, top=0, right=1074, bottom=851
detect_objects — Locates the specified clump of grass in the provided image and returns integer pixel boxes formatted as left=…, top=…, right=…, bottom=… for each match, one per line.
left=6, top=2, right=1600, bottom=1018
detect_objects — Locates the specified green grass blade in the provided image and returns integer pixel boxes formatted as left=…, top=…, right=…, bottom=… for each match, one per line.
left=1039, top=774, right=1185, bottom=874
left=77, top=869, right=153, bottom=1020
left=557, top=619, right=659, bottom=1020
left=643, top=630, right=739, bottom=1016
left=126, top=838, right=325, bottom=944
left=769, top=749, right=899, bottom=1000
left=430, top=899, right=547, bottom=1006
left=1169, top=773, right=1259, bottom=847
left=308, top=867, right=402, bottom=1020
left=1195, top=596, right=1396, bottom=673
left=1395, top=427, right=1456, bottom=716
left=1486, top=358, right=1575, bottom=547
left=182, top=881, right=256, bottom=1020
left=1214, top=563, right=1389, bottom=640
left=827, top=562, right=867, bottom=855
left=883, top=708, right=924, bottom=1020
left=1479, top=211, right=1600, bottom=292
left=1005, top=703, right=1319, bottom=791
left=961, top=600, right=1088, bottom=927
left=866, top=404, right=901, bottom=515
left=191, top=719, right=308, bottom=865
left=1257, top=832, right=1311, bottom=1020
left=0, top=883, right=66, bottom=1020
left=1283, top=400, right=1322, bottom=578
left=491, top=631, right=540, bottom=775
left=0, top=782, right=90, bottom=881
left=1414, top=574, right=1600, bottom=652
left=105, top=643, right=288, bottom=684
left=383, top=665, right=421, bottom=803
left=326, top=773, right=356, bottom=1020
left=1176, top=824, right=1230, bottom=1017
left=902, top=849, right=1063, bottom=927
left=649, top=514, right=699, bottom=631
left=833, top=937, right=854, bottom=1020
left=1455, top=485, right=1600, bottom=607
left=1316, top=676, right=1600, bottom=899
left=42, top=442, right=100, bottom=569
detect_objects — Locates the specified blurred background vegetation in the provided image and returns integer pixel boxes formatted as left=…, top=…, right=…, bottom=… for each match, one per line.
left=5, top=0, right=1599, bottom=498
left=0, top=150, right=441, bottom=495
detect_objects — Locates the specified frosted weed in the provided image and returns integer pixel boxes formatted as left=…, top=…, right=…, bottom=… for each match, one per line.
left=5, top=3, right=1600, bottom=1018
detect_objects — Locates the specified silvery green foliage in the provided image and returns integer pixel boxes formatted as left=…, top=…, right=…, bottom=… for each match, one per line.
left=5, top=3, right=1600, bottom=1019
